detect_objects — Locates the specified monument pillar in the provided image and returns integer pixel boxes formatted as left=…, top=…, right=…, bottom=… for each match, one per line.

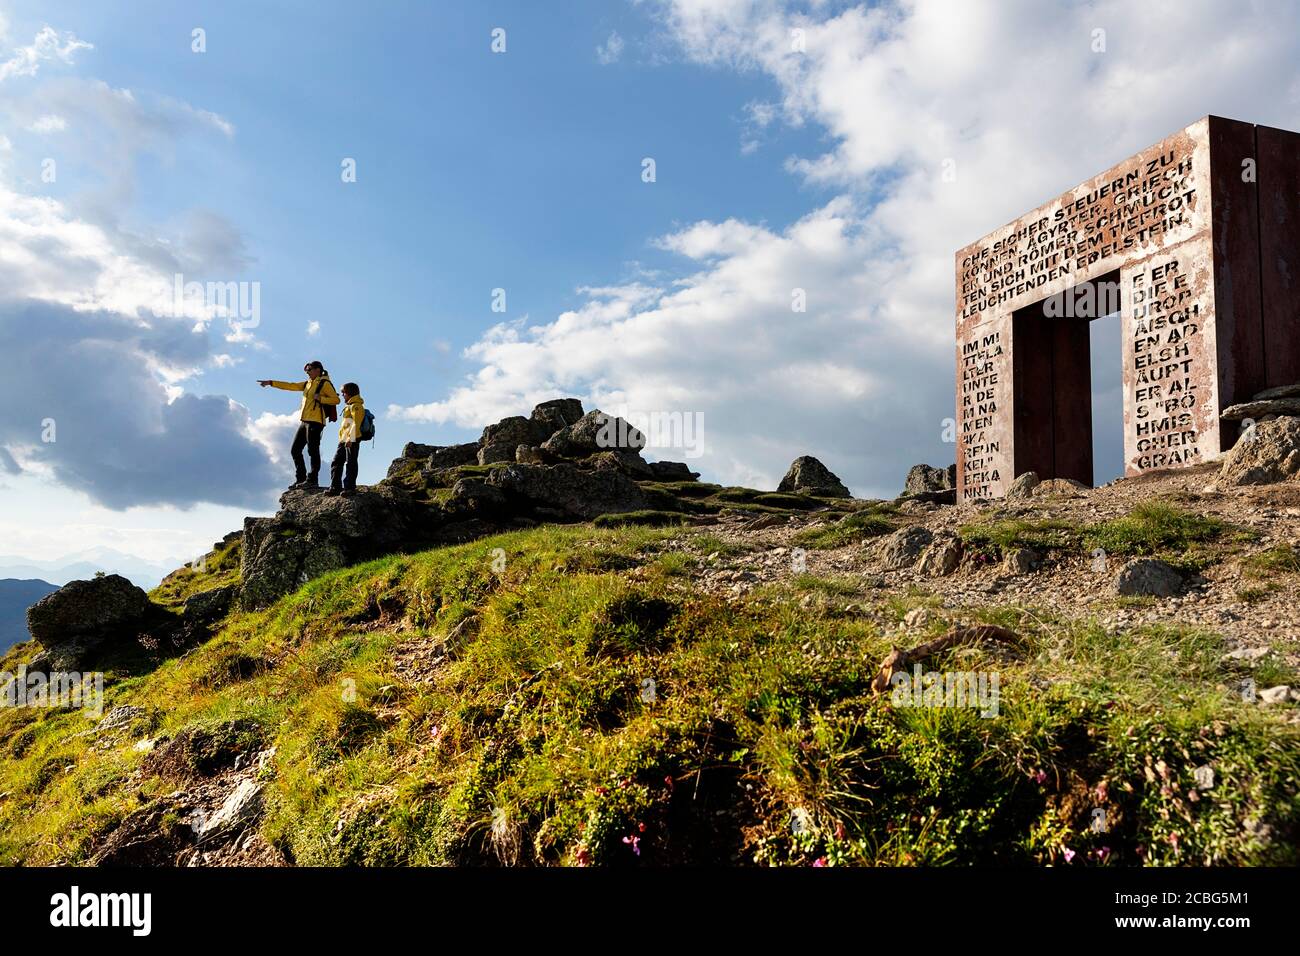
left=955, top=115, right=1300, bottom=501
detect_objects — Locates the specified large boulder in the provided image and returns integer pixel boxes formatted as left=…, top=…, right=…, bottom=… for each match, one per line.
left=1218, top=417, right=1300, bottom=486
left=1252, top=383, right=1300, bottom=401
left=777, top=456, right=850, bottom=498
left=26, top=574, right=150, bottom=650
left=487, top=462, right=647, bottom=520
left=1005, top=471, right=1040, bottom=500
left=873, top=526, right=933, bottom=570
left=530, top=398, right=586, bottom=438
left=648, top=460, right=700, bottom=481
left=427, top=443, right=480, bottom=470
left=904, top=463, right=955, bottom=495
left=477, top=441, right=517, bottom=465
left=480, top=415, right=548, bottom=449
left=542, top=410, right=646, bottom=458
left=239, top=486, right=424, bottom=609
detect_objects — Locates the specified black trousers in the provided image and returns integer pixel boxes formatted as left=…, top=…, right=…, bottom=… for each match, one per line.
left=290, top=421, right=324, bottom=482
left=330, top=441, right=360, bottom=491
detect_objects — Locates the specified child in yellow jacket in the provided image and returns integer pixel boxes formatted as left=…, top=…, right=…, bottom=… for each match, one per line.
left=326, top=383, right=364, bottom=497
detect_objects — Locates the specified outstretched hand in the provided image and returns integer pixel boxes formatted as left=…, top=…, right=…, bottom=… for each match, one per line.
left=257, top=380, right=272, bottom=387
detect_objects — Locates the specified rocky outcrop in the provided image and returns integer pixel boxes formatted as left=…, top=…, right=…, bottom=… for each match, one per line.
left=1220, top=397, right=1300, bottom=421
left=777, top=456, right=850, bottom=498
left=1218, top=417, right=1300, bottom=487
left=486, top=462, right=647, bottom=520
left=647, top=461, right=700, bottom=481
left=1006, top=471, right=1040, bottom=500
left=542, top=410, right=646, bottom=458
left=904, top=464, right=956, bottom=495
left=26, top=574, right=152, bottom=668
left=873, top=526, right=933, bottom=570
left=239, top=485, right=427, bottom=609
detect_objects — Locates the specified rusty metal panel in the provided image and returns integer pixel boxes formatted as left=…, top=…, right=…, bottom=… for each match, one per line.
left=1208, top=115, right=1265, bottom=438
left=1257, top=124, right=1300, bottom=386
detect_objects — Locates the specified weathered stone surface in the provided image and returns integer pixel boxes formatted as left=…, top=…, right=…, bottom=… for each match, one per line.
left=1033, top=478, right=1088, bottom=497
left=1253, top=383, right=1300, bottom=401
left=1114, top=558, right=1183, bottom=598
left=1005, top=472, right=1040, bottom=500
left=90, top=797, right=194, bottom=866
left=515, top=444, right=549, bottom=464
left=648, top=460, right=700, bottom=481
left=1220, top=398, right=1300, bottom=421
left=1002, top=547, right=1042, bottom=575
left=777, top=456, right=850, bottom=498
left=542, top=410, right=646, bottom=458
left=427, top=443, right=481, bottom=470
left=182, top=584, right=237, bottom=626
left=446, top=478, right=508, bottom=515
left=239, top=486, right=423, bottom=609
left=26, top=575, right=150, bottom=648
left=400, top=442, right=438, bottom=460
left=480, top=415, right=548, bottom=449
left=904, top=464, right=955, bottom=495
left=917, top=531, right=962, bottom=576
left=487, top=462, right=646, bottom=520
left=195, top=779, right=263, bottom=839
left=530, top=398, right=586, bottom=437
left=873, top=526, right=933, bottom=570
left=1218, top=417, right=1300, bottom=486
left=584, top=449, right=655, bottom=479
left=477, top=441, right=516, bottom=465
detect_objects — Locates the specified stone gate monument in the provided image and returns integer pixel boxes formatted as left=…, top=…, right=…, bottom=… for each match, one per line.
left=955, top=115, right=1300, bottom=501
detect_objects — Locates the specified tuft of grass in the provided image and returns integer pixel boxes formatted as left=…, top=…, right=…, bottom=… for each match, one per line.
left=1243, top=543, right=1300, bottom=578
left=1083, top=502, right=1235, bottom=557
left=593, top=510, right=690, bottom=528
left=794, top=507, right=898, bottom=550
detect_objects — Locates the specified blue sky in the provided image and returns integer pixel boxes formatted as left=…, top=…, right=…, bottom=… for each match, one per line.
left=1, top=0, right=1298, bottom=571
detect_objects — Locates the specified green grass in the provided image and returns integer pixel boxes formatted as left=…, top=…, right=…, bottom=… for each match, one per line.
left=593, top=510, right=690, bottom=528
left=1243, top=544, right=1300, bottom=577
left=794, top=506, right=898, bottom=550
left=149, top=537, right=242, bottom=610
left=1, top=523, right=1296, bottom=868
left=1083, top=502, right=1236, bottom=557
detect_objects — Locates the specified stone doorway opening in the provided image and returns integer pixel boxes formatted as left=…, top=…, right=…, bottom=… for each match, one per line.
left=1010, top=269, right=1121, bottom=488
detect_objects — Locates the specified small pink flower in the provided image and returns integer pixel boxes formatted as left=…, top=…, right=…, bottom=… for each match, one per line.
left=1062, top=847, right=1076, bottom=863
left=812, top=857, right=826, bottom=867
left=622, top=834, right=641, bottom=856
left=1096, top=846, right=1111, bottom=862
left=1034, top=770, right=1048, bottom=785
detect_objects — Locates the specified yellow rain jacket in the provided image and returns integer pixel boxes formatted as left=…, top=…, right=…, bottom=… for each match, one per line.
left=338, top=394, right=365, bottom=443
left=270, top=376, right=339, bottom=424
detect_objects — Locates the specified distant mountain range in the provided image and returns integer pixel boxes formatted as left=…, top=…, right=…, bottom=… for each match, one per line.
left=0, top=579, right=60, bottom=652
left=0, top=548, right=183, bottom=591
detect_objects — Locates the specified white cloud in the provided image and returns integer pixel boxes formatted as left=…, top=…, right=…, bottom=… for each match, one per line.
left=394, top=0, right=1300, bottom=496
left=0, top=25, right=92, bottom=82
left=306, top=320, right=320, bottom=336
left=596, top=30, right=625, bottom=64
left=28, top=112, right=65, bottom=132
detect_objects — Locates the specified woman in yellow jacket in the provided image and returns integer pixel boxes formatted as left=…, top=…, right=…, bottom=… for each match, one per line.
left=326, top=384, right=365, bottom=497
left=258, top=360, right=339, bottom=490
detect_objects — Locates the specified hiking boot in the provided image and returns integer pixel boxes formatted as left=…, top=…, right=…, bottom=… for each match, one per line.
left=324, top=487, right=341, bottom=497
left=301, top=478, right=320, bottom=491
left=289, top=479, right=307, bottom=489
left=341, top=488, right=357, bottom=498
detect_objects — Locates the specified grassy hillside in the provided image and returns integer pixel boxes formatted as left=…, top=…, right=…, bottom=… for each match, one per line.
left=1, top=521, right=1297, bottom=866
